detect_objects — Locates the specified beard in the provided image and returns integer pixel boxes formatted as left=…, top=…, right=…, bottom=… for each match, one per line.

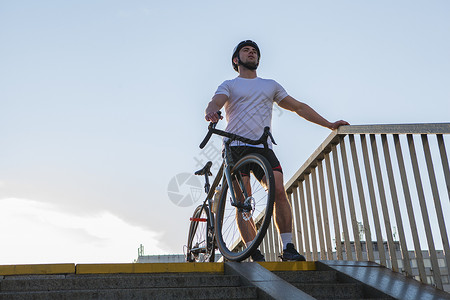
left=238, top=57, right=259, bottom=70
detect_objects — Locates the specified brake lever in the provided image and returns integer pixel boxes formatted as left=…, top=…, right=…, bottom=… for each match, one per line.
left=263, top=127, right=277, bottom=145
left=208, top=111, right=222, bottom=129
left=268, top=131, right=277, bottom=145
left=199, top=111, right=222, bottom=149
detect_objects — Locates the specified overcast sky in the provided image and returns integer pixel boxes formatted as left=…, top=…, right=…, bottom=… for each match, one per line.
left=1, top=0, right=449, bottom=264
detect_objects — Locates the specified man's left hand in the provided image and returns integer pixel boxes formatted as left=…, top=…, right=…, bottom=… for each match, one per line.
left=329, top=120, right=350, bottom=130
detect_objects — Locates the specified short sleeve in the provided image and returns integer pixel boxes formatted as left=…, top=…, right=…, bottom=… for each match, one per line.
left=273, top=81, right=288, bottom=104
left=215, top=80, right=231, bottom=97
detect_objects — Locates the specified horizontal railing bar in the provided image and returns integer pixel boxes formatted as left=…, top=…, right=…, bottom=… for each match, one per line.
left=337, top=123, right=450, bottom=135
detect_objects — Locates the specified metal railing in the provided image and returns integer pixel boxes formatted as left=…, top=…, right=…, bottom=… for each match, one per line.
left=259, top=123, right=450, bottom=290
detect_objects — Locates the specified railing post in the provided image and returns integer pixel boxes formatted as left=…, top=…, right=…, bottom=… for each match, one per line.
left=360, top=134, right=387, bottom=267
left=291, top=185, right=304, bottom=256
left=298, top=180, right=311, bottom=261
left=393, top=134, right=427, bottom=282
left=370, top=134, right=399, bottom=271
left=332, top=142, right=353, bottom=260
left=267, top=219, right=277, bottom=262
left=437, top=134, right=450, bottom=200
left=311, top=167, right=326, bottom=260
left=349, top=134, right=375, bottom=261
left=421, top=134, right=450, bottom=279
left=305, top=174, right=318, bottom=261
left=273, top=219, right=281, bottom=260
left=407, top=134, right=443, bottom=289
left=381, top=134, right=412, bottom=276
left=318, top=159, right=334, bottom=260
left=340, top=136, right=363, bottom=261
left=325, top=152, right=342, bottom=260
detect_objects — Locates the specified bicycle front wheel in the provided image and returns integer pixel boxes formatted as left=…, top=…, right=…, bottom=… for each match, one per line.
left=186, top=204, right=215, bottom=262
left=215, top=153, right=275, bottom=261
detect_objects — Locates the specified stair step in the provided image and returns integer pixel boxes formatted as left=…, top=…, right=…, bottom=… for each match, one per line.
left=1, top=274, right=241, bottom=291
left=0, top=286, right=258, bottom=300
left=273, top=270, right=337, bottom=283
left=272, top=270, right=395, bottom=299
left=294, top=282, right=364, bottom=299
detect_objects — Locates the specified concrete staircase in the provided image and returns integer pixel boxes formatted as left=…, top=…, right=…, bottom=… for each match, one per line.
left=1, top=261, right=449, bottom=300
left=0, top=273, right=258, bottom=299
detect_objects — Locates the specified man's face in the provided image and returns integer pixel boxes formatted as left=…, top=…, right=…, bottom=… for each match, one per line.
left=238, top=46, right=259, bottom=65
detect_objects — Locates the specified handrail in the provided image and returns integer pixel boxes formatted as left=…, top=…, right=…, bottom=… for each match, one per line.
left=259, top=122, right=450, bottom=291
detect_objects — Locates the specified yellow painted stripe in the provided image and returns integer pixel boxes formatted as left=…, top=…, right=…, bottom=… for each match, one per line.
left=258, top=261, right=316, bottom=271
left=76, top=262, right=224, bottom=274
left=0, top=261, right=314, bottom=275
left=0, top=264, right=75, bottom=276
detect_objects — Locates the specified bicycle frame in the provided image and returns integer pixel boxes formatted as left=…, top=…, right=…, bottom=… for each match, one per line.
left=200, top=121, right=276, bottom=212
left=222, top=141, right=253, bottom=212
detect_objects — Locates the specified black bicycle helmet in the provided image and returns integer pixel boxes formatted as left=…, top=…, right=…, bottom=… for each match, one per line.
left=232, top=40, right=261, bottom=72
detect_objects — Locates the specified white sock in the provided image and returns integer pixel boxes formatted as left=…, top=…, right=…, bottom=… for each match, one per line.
left=280, top=232, right=292, bottom=250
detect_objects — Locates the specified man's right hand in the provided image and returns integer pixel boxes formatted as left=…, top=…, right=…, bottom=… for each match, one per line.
left=205, top=94, right=228, bottom=122
left=205, top=111, right=223, bottom=123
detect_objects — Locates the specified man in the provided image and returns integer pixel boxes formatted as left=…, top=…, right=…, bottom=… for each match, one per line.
left=205, top=40, right=349, bottom=261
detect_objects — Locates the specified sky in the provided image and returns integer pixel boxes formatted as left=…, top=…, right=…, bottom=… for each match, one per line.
left=1, top=1, right=449, bottom=264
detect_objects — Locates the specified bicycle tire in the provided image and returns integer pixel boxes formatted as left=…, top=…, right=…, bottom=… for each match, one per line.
left=215, top=153, right=275, bottom=261
left=187, top=204, right=215, bottom=262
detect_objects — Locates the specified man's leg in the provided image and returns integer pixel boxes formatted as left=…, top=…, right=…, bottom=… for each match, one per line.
left=273, top=171, right=292, bottom=234
left=233, top=177, right=257, bottom=243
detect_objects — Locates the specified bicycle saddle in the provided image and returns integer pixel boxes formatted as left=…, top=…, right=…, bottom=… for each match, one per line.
left=194, top=161, right=213, bottom=176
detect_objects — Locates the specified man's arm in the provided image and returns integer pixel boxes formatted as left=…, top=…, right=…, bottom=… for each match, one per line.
left=278, top=95, right=349, bottom=130
left=205, top=94, right=228, bottom=122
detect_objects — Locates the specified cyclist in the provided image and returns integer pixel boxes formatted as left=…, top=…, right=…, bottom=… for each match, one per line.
left=205, top=40, right=349, bottom=262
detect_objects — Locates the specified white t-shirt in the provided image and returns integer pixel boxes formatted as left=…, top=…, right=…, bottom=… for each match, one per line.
left=215, top=77, right=288, bottom=148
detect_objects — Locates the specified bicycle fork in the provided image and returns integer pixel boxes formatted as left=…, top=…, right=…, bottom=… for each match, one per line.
left=223, top=166, right=253, bottom=212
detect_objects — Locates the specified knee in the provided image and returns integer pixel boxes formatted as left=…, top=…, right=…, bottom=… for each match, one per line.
left=274, top=184, right=287, bottom=201
left=273, top=172, right=287, bottom=201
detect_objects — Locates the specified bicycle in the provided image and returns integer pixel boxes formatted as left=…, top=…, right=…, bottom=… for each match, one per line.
left=186, top=112, right=276, bottom=262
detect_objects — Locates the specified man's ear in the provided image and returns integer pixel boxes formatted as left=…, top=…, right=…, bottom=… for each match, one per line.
left=233, top=56, right=239, bottom=65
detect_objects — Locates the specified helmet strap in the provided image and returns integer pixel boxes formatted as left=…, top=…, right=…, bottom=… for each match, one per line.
left=237, top=55, right=258, bottom=71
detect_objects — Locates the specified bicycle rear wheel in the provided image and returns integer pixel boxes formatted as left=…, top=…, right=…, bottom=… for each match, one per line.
left=215, top=153, right=275, bottom=261
left=186, top=204, right=215, bottom=262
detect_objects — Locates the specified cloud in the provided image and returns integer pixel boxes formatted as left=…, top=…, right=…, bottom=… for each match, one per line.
left=0, top=198, right=166, bottom=264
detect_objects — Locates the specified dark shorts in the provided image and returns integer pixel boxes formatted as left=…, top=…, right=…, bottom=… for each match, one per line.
left=229, top=146, right=282, bottom=181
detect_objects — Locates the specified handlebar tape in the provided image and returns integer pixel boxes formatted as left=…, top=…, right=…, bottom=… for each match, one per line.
left=199, top=111, right=221, bottom=149
left=199, top=129, right=214, bottom=149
